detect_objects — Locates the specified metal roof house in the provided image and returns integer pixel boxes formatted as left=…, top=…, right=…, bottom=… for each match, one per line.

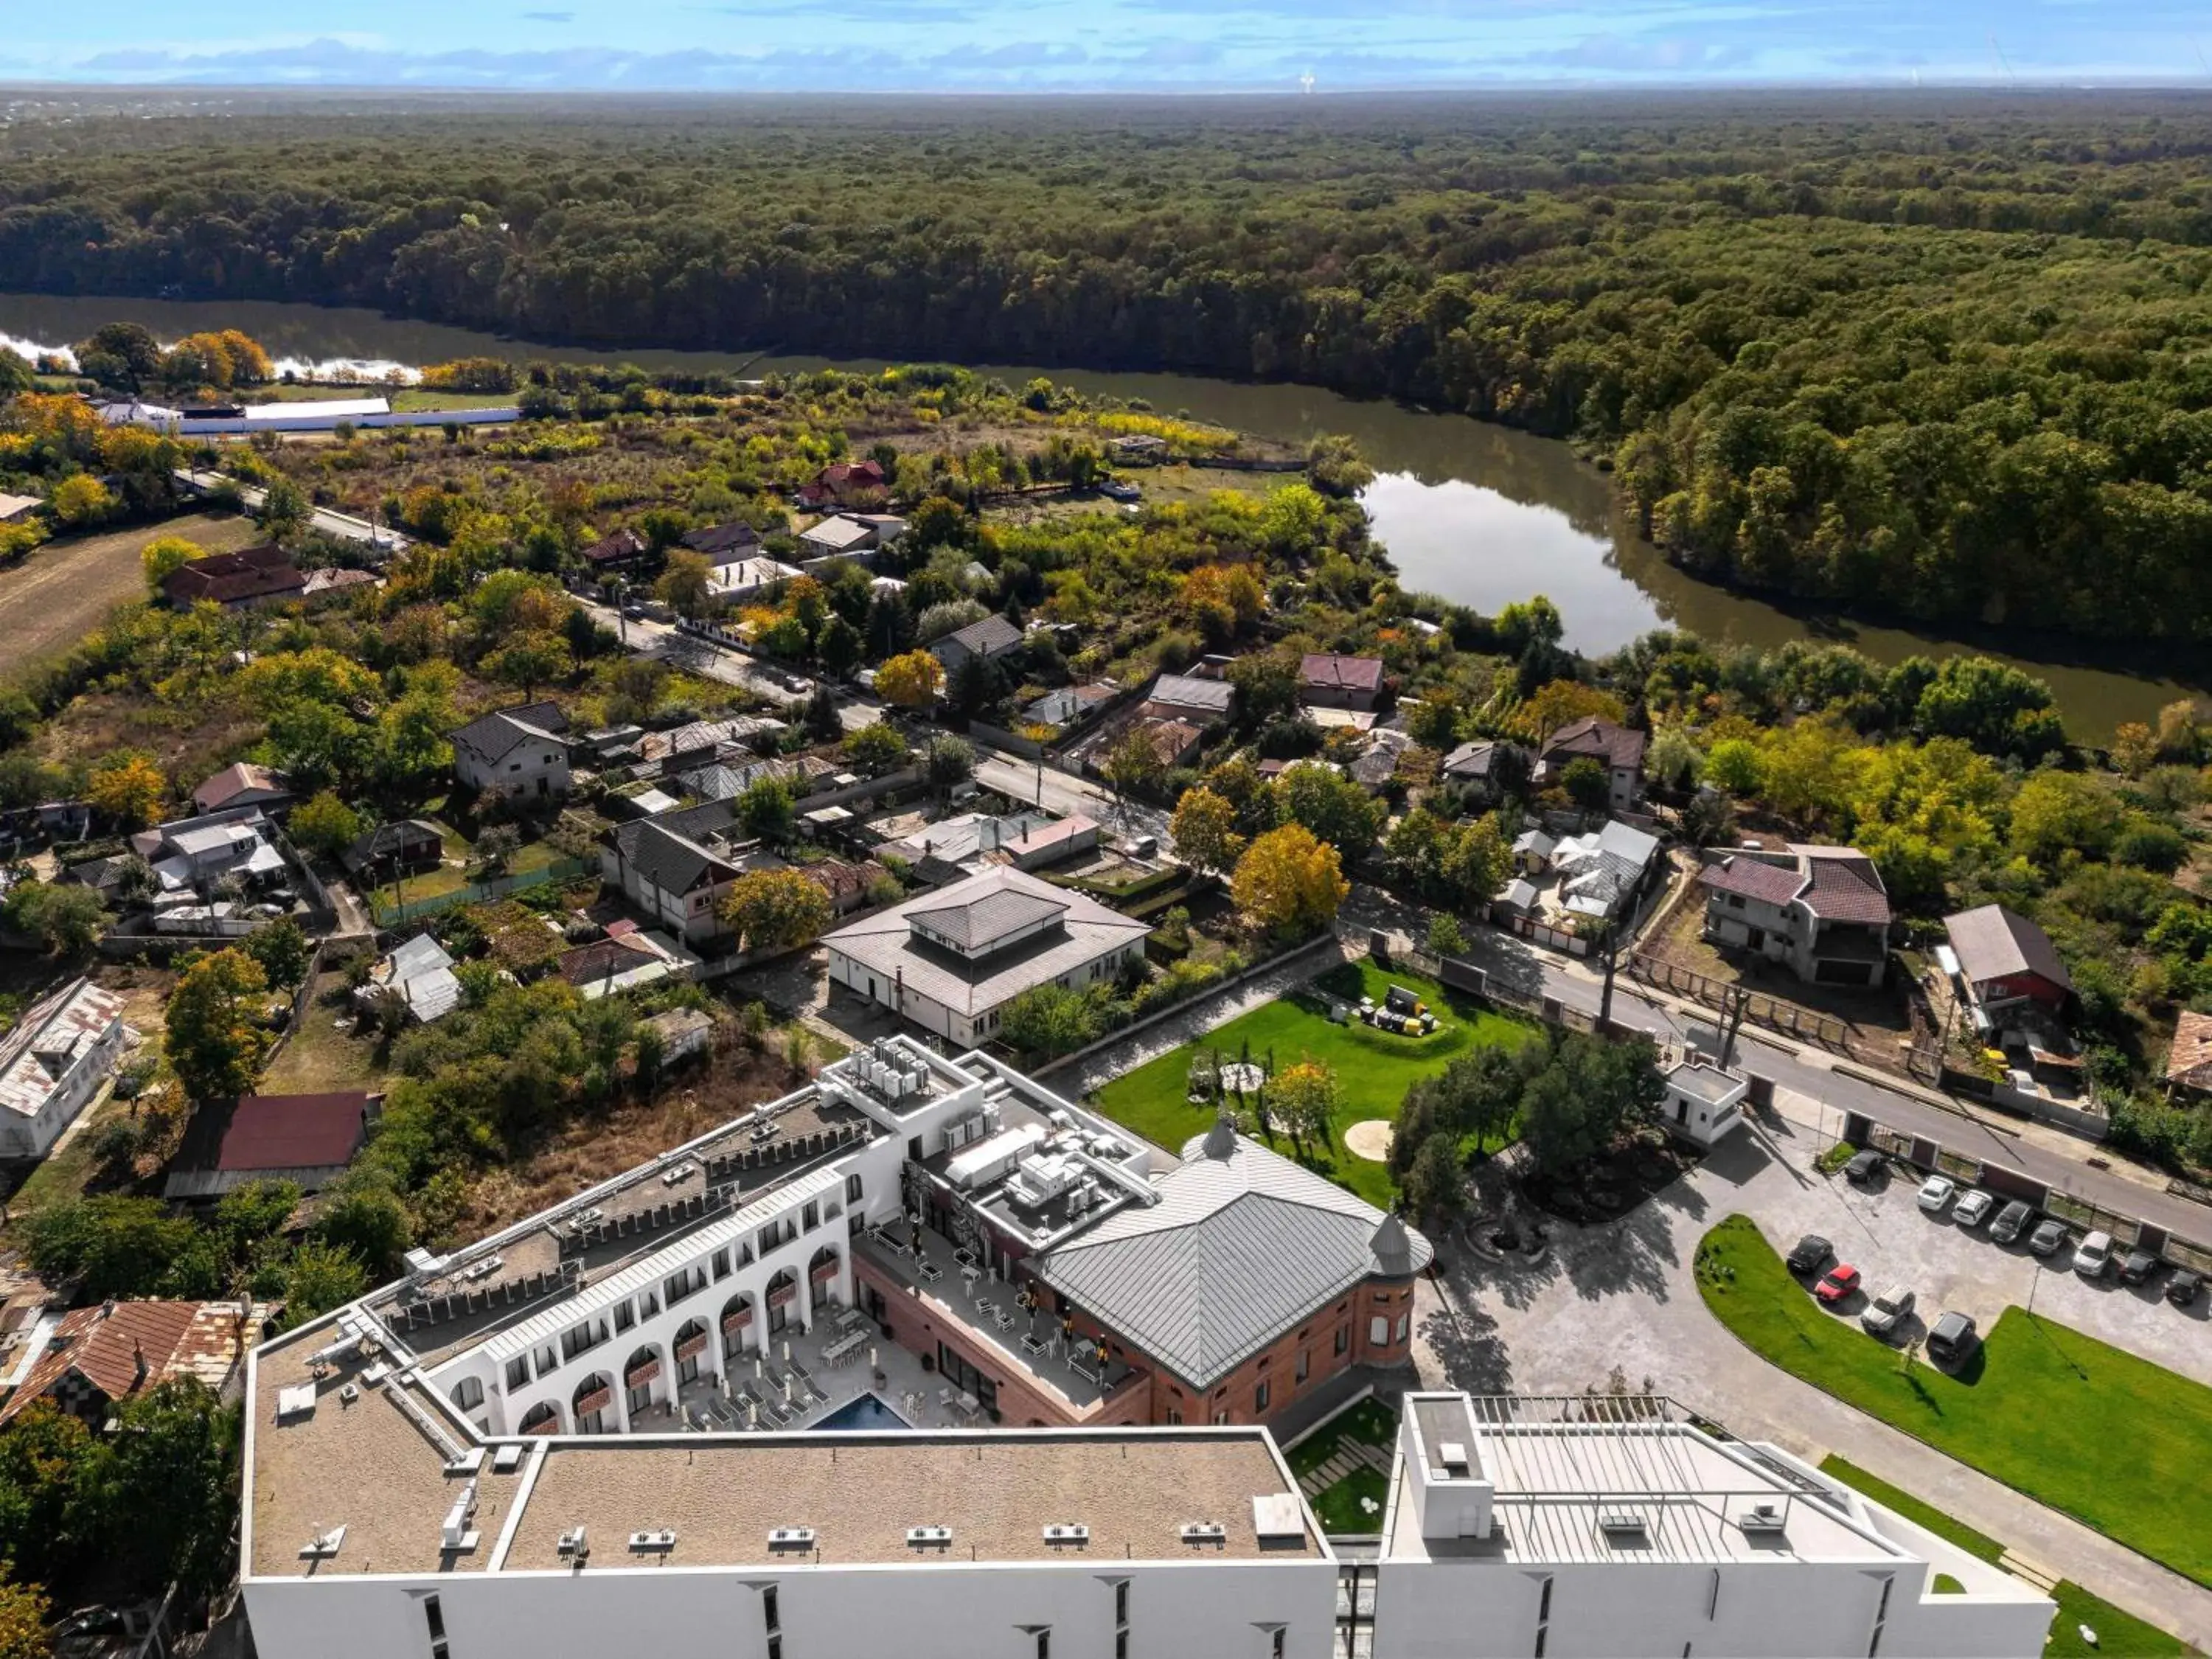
left=824, top=866, right=1148, bottom=1048
left=0, top=977, right=129, bottom=1161
left=1944, top=904, right=2072, bottom=1015
left=164, top=1090, right=373, bottom=1201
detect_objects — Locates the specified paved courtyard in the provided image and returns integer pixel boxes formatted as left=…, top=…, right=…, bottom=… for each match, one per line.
left=1410, top=1093, right=2212, bottom=1646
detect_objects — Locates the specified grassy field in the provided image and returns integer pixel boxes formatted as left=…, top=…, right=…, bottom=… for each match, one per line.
left=1287, top=1397, right=1397, bottom=1536
left=260, top=973, right=393, bottom=1096
left=1698, top=1214, right=2212, bottom=1589
left=1091, top=959, right=1536, bottom=1207
left=1818, top=1458, right=2199, bottom=1658
left=0, top=510, right=259, bottom=668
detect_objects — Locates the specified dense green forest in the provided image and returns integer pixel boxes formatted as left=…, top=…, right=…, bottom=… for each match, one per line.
left=4, top=93, right=2212, bottom=641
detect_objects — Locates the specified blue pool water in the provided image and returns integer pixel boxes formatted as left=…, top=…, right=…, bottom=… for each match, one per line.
left=811, top=1392, right=914, bottom=1433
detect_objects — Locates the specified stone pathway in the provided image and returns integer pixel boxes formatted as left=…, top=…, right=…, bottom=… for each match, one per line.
left=1297, top=1439, right=1394, bottom=1499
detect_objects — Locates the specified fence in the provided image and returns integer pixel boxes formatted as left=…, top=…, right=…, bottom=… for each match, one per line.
left=1627, top=953, right=1850, bottom=1048
left=369, top=856, right=592, bottom=928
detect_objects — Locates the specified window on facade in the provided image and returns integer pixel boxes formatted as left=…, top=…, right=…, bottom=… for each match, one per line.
left=846, top=1172, right=863, bottom=1205
left=1369, top=1316, right=1388, bottom=1346
left=1334, top=1327, right=1349, bottom=1357
left=1116, top=1635, right=1128, bottom=1659
left=1295, top=1350, right=1309, bottom=1385
left=613, top=1301, right=634, bottom=1334
left=505, top=1357, right=530, bottom=1391
left=450, top=1377, right=484, bottom=1411
left=1254, top=1380, right=1270, bottom=1413
left=759, top=1224, right=780, bottom=1257
left=641, top=1292, right=659, bottom=1317
left=1035, top=1631, right=1050, bottom=1659
left=712, top=1248, right=730, bottom=1281
left=1395, top=1314, right=1408, bottom=1343
left=803, top=1200, right=820, bottom=1231
left=1165, top=1407, right=1183, bottom=1425
left=1272, top=1631, right=1285, bottom=1659
left=424, top=1594, right=449, bottom=1659
left=1115, top=1582, right=1128, bottom=1627
left=764, top=1585, right=780, bottom=1633
left=534, top=1343, right=558, bottom=1379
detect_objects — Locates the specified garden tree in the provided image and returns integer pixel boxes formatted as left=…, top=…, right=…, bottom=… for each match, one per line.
left=2009, top=770, right=2116, bottom=866
left=1405, top=696, right=1461, bottom=749
left=1273, top=760, right=1385, bottom=854
left=1231, top=823, right=1349, bottom=940
left=1440, top=814, right=1512, bottom=911
left=1169, top=785, right=1244, bottom=874
left=286, top=789, right=361, bottom=858
left=603, top=655, right=667, bottom=724
left=86, top=754, right=166, bottom=830
left=1180, top=563, right=1265, bottom=642
left=801, top=684, right=843, bottom=742
left=472, top=824, right=522, bottom=876
left=876, top=649, right=943, bottom=712
left=653, top=549, right=714, bottom=617
left=1558, top=756, right=1611, bottom=813
left=48, top=473, right=113, bottom=530
left=472, top=568, right=569, bottom=636
left=1518, top=679, right=1624, bottom=742
left=1517, top=1032, right=1665, bottom=1175
left=309, top=1172, right=414, bottom=1274
left=1199, top=756, right=1275, bottom=836
left=485, top=630, right=573, bottom=697
left=863, top=589, right=914, bottom=658
left=1100, top=725, right=1166, bottom=804
left=905, top=495, right=970, bottom=554
left=923, top=734, right=975, bottom=796
left=0, top=1571, right=49, bottom=1659
left=2110, top=722, right=2160, bottom=778
left=1402, top=1133, right=1471, bottom=1229
left=1227, top=653, right=1300, bottom=727
left=998, top=981, right=1110, bottom=1060
left=279, top=1241, right=369, bottom=1330
left=1, top=883, right=105, bottom=956
left=1704, top=737, right=1763, bottom=796
left=375, top=675, right=458, bottom=793
left=262, top=699, right=370, bottom=795
left=164, top=947, right=271, bottom=1103
left=1646, top=726, right=1703, bottom=793
left=256, top=476, right=312, bottom=540
left=950, top=648, right=1004, bottom=716
left=242, top=916, right=312, bottom=990
left=718, top=868, right=833, bottom=954
left=815, top=611, right=863, bottom=677
left=1425, top=913, right=1467, bottom=957
left=1269, top=1058, right=1341, bottom=1155
left=91, top=1380, right=241, bottom=1599
left=21, top=1196, right=213, bottom=1301
left=738, top=774, right=797, bottom=842
left=841, top=720, right=910, bottom=772
left=76, top=320, right=163, bottom=389
left=139, top=533, right=205, bottom=594
left=0, top=1405, right=91, bottom=1587
left=1677, top=788, right=1738, bottom=850
left=1910, top=655, right=2065, bottom=762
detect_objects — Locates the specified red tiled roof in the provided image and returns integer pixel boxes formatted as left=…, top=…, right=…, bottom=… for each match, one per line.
left=582, top=527, right=649, bottom=566
left=215, top=1092, right=371, bottom=1172
left=192, top=761, right=286, bottom=813
left=1299, top=653, right=1385, bottom=693
left=162, top=546, right=305, bottom=607
left=2169, top=1011, right=2212, bottom=1093
left=1699, top=855, right=1803, bottom=907
left=0, top=1301, right=245, bottom=1427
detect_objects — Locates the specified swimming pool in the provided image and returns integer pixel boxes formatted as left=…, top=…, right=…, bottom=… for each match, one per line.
left=811, top=1392, right=914, bottom=1432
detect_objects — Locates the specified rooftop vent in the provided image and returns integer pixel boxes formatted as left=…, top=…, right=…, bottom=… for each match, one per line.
left=1437, top=1440, right=1471, bottom=1475
left=1251, top=1492, right=1306, bottom=1543
left=906, top=1526, right=953, bottom=1549
left=661, top=1163, right=694, bottom=1187
left=768, top=1527, right=816, bottom=1551
left=337, top=1384, right=360, bottom=1407
left=1042, top=1523, right=1090, bottom=1548
left=299, top=1524, right=346, bottom=1560
left=1738, top=1503, right=1787, bottom=1534
left=627, top=1530, right=678, bottom=1554
left=444, top=1448, right=486, bottom=1477
left=275, top=1383, right=317, bottom=1422
left=557, top=1526, right=590, bottom=1562
left=493, top=1444, right=525, bottom=1475
left=1180, top=1522, right=1227, bottom=1545
left=1597, top=1512, right=1647, bottom=1540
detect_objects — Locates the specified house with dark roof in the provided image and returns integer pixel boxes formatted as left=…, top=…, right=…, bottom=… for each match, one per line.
left=796, top=459, right=889, bottom=509
left=599, top=800, right=753, bottom=946
left=929, top=613, right=1024, bottom=675
left=1537, top=717, right=1648, bottom=810
left=341, top=818, right=445, bottom=877
left=1944, top=904, right=2072, bottom=1018
left=581, top=526, right=652, bottom=574
left=1298, top=653, right=1386, bottom=713
left=680, top=520, right=766, bottom=564
left=1700, top=844, right=1893, bottom=988
left=1141, top=672, right=1236, bottom=727
left=164, top=1090, right=373, bottom=1202
left=161, top=545, right=306, bottom=610
left=0, top=1300, right=250, bottom=1429
left=824, top=866, right=1148, bottom=1047
left=450, top=702, right=571, bottom=800
left=191, top=761, right=293, bottom=818
left=1440, top=739, right=1531, bottom=801
left=559, top=924, right=697, bottom=998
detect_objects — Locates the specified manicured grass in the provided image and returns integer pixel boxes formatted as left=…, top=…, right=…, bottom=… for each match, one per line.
left=260, top=973, right=392, bottom=1096
left=1287, top=1396, right=1398, bottom=1537
left=1308, top=1467, right=1389, bottom=1534
left=1700, top=1215, right=2212, bottom=1590
left=1091, top=959, right=1537, bottom=1206
left=1818, top=1458, right=2200, bottom=1658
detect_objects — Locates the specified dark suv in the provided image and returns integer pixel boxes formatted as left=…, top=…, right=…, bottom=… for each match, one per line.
left=1926, top=1311, right=1978, bottom=1365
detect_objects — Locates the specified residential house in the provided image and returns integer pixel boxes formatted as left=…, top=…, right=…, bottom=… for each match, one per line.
left=824, top=866, right=1150, bottom=1046
left=559, top=924, right=698, bottom=999
left=581, top=526, right=652, bottom=576
left=1003, top=814, right=1099, bottom=872
left=164, top=1090, right=373, bottom=1202
left=1298, top=653, right=1385, bottom=713
left=301, top=567, right=380, bottom=601
left=0, top=1300, right=248, bottom=1429
left=355, top=933, right=461, bottom=1025
left=1440, top=740, right=1529, bottom=799
left=602, top=801, right=748, bottom=947
left=451, top=702, right=571, bottom=801
left=799, top=512, right=905, bottom=571
left=1141, top=672, right=1236, bottom=727
left=1944, top=904, right=2073, bottom=1018
left=796, top=459, right=889, bottom=509
left=341, top=818, right=445, bottom=878
left=706, top=556, right=804, bottom=605
left=803, top=858, right=887, bottom=915
left=1137, top=717, right=1203, bottom=771
left=192, top=761, right=293, bottom=818
left=639, top=714, right=786, bottom=772
left=928, top=613, right=1023, bottom=676
left=1509, top=827, right=1557, bottom=876
left=1107, top=431, right=1168, bottom=464
left=680, top=521, right=766, bottom=563
left=1537, top=716, right=1647, bottom=810
left=1658, top=1060, right=1750, bottom=1147
left=129, top=806, right=285, bottom=895
left=161, top=545, right=305, bottom=610
left=884, top=810, right=1055, bottom=882
left=1549, top=818, right=1661, bottom=925
left=1699, top=844, right=1893, bottom=989
left=2166, top=1010, right=2212, bottom=1102
left=0, top=978, right=129, bottom=1160
left=1018, top=682, right=1117, bottom=734
left=641, top=1006, right=714, bottom=1064
left=58, top=855, right=138, bottom=905
left=0, top=492, right=41, bottom=524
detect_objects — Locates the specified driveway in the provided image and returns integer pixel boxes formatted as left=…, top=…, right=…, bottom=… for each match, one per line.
left=1412, top=1096, right=2212, bottom=1647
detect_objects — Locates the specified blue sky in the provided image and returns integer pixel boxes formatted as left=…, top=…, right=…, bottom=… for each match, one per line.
left=6, top=0, right=2211, bottom=90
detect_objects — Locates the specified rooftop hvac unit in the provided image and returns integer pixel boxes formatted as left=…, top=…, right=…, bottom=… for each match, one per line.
left=1047, top=1110, right=1074, bottom=1131
left=1042, top=1523, right=1089, bottom=1546
left=906, top=1526, right=953, bottom=1548
left=492, top=1444, right=525, bottom=1475
left=557, top=1526, right=590, bottom=1561
left=1738, top=1503, right=1787, bottom=1534
left=628, top=1530, right=678, bottom=1553
left=1438, top=1441, right=1471, bottom=1475
left=661, top=1162, right=693, bottom=1186
left=337, top=1384, right=360, bottom=1406
left=439, top=1482, right=480, bottom=1551
left=1596, top=1512, right=1646, bottom=1539
left=1014, top=1152, right=1078, bottom=1204
left=768, top=1526, right=817, bottom=1551
left=1180, top=1522, right=1227, bottom=1545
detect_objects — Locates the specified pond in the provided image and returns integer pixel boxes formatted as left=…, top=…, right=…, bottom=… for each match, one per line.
left=1, top=290, right=2199, bottom=737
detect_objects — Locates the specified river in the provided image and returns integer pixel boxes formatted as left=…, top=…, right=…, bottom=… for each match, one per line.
left=3, top=290, right=2199, bottom=738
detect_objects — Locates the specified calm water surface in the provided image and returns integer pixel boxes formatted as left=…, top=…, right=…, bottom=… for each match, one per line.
left=3, top=291, right=2198, bottom=737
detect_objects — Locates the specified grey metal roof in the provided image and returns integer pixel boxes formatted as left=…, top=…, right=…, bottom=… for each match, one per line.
left=1944, top=904, right=2071, bottom=994
left=937, top=613, right=1023, bottom=658
left=1032, top=1131, right=1432, bottom=1390
left=626, top=821, right=738, bottom=897
left=451, top=701, right=569, bottom=765
left=1147, top=673, right=1235, bottom=715
left=908, top=886, right=1068, bottom=953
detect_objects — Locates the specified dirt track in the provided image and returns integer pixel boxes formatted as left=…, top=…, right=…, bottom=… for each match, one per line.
left=0, top=510, right=260, bottom=669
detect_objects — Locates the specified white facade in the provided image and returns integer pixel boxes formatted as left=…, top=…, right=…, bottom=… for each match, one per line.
left=1659, top=1062, right=1750, bottom=1148
left=0, top=978, right=128, bottom=1160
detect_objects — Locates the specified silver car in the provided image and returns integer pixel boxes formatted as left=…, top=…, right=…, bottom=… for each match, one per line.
left=1860, top=1285, right=1916, bottom=1340
left=1951, top=1189, right=1995, bottom=1229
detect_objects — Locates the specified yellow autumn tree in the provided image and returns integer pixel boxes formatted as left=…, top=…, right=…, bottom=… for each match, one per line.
left=142, top=534, right=206, bottom=594
left=876, top=649, right=945, bottom=711
left=86, top=754, right=167, bottom=830
left=1231, top=823, right=1349, bottom=941
left=1170, top=785, right=1244, bottom=874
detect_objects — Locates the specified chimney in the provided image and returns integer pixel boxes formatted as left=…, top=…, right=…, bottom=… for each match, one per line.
left=131, top=1339, right=148, bottom=1390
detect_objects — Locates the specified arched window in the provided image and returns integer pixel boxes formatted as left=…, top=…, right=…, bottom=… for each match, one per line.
left=571, top=1372, right=614, bottom=1434
left=449, top=1376, right=484, bottom=1412
left=721, top=1293, right=754, bottom=1359
left=518, top=1399, right=561, bottom=1435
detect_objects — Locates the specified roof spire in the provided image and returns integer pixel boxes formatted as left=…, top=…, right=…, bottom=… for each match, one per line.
left=1371, top=1213, right=1413, bottom=1276
left=1200, top=1113, right=1237, bottom=1161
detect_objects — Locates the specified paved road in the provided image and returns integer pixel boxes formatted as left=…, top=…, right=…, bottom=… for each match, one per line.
left=1412, top=1111, right=2212, bottom=1649
left=174, top=468, right=411, bottom=553
left=973, top=750, right=1170, bottom=846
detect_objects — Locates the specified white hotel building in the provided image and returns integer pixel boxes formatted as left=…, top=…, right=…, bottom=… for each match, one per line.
left=239, top=1038, right=2055, bottom=1659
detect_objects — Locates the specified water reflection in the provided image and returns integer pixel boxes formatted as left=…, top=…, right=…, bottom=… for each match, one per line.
left=0, top=291, right=2198, bottom=736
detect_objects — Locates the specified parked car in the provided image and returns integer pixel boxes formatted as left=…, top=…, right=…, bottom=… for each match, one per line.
left=1786, top=1234, right=1834, bottom=1276
left=2169, top=1270, right=2204, bottom=1308
left=1989, top=1200, right=2033, bottom=1245
left=1815, top=1264, right=1862, bottom=1304
left=2120, top=1249, right=2164, bottom=1286
left=1843, top=1150, right=1885, bottom=1185
left=2072, top=1231, right=2114, bottom=1278
left=1927, top=1311, right=1978, bottom=1364
left=1916, top=1175, right=1955, bottom=1214
left=1860, top=1285, right=1916, bottom=1339
left=1952, top=1189, right=1996, bottom=1229
left=2028, top=1218, right=2070, bottom=1258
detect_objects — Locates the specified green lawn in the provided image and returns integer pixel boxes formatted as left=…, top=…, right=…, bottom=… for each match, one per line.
left=1818, top=1458, right=2199, bottom=1658
left=1698, top=1214, right=2212, bottom=1590
left=1287, top=1396, right=1398, bottom=1537
left=1091, top=959, right=1537, bottom=1206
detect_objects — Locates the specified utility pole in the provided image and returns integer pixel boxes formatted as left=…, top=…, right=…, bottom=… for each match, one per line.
left=1598, top=920, right=1619, bottom=1029
left=1719, top=984, right=1750, bottom=1071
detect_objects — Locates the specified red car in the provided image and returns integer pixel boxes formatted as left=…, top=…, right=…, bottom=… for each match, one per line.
left=1815, top=1265, right=1861, bottom=1304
